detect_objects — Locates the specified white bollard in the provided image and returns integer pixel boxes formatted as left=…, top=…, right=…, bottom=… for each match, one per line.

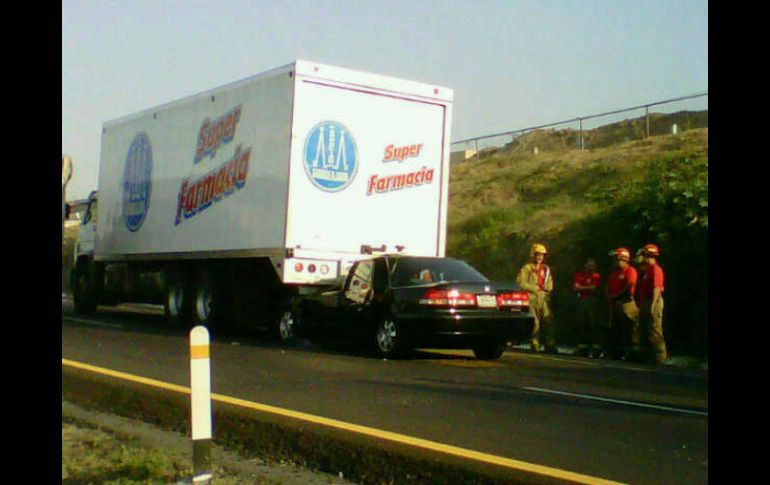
left=190, top=326, right=213, bottom=484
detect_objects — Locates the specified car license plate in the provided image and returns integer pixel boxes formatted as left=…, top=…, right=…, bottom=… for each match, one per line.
left=476, top=294, right=497, bottom=308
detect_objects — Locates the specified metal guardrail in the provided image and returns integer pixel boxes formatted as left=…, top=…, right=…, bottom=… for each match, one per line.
left=451, top=92, right=708, bottom=161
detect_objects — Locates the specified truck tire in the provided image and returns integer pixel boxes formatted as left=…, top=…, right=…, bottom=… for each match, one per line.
left=192, top=268, right=232, bottom=332
left=278, top=309, right=297, bottom=342
left=71, top=262, right=98, bottom=315
left=164, top=269, right=193, bottom=328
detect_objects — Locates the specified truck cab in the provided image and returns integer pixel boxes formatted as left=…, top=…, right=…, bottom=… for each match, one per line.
left=71, top=191, right=100, bottom=313
left=74, top=191, right=98, bottom=262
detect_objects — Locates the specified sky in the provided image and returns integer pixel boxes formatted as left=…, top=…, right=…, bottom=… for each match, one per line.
left=62, top=0, right=708, bottom=201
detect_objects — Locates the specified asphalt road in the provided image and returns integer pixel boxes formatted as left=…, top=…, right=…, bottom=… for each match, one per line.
left=62, top=297, right=708, bottom=485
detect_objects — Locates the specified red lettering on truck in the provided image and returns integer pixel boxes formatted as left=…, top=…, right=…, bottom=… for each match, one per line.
left=367, top=166, right=434, bottom=195
left=383, top=143, right=423, bottom=163
left=194, top=105, right=242, bottom=163
left=175, top=144, right=251, bottom=225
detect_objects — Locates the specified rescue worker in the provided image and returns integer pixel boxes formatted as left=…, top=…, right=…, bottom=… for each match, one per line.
left=635, top=244, right=668, bottom=365
left=517, top=243, right=557, bottom=353
left=622, top=250, right=650, bottom=362
left=605, top=247, right=639, bottom=360
left=572, top=258, right=602, bottom=358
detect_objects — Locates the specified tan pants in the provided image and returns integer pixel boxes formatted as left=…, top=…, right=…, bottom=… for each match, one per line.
left=608, top=300, right=639, bottom=358
left=637, top=298, right=667, bottom=363
left=529, top=292, right=555, bottom=348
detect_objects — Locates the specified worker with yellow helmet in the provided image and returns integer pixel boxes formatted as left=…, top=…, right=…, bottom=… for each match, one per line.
left=517, top=243, right=557, bottom=353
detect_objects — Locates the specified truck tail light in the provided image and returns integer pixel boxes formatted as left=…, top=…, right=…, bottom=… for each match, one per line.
left=294, top=262, right=304, bottom=272
left=497, top=291, right=529, bottom=308
left=308, top=264, right=316, bottom=273
left=419, top=289, right=477, bottom=307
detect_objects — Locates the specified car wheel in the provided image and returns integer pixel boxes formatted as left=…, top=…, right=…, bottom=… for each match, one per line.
left=374, top=317, right=409, bottom=358
left=473, top=342, right=505, bottom=360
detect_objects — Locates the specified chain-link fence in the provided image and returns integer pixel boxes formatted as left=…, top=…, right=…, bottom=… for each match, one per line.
left=450, top=92, right=708, bottom=163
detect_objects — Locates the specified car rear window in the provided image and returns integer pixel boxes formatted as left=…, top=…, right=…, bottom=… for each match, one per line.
left=389, top=258, right=489, bottom=287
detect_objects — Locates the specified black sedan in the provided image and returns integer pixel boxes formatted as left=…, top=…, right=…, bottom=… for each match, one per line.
left=279, top=255, right=534, bottom=359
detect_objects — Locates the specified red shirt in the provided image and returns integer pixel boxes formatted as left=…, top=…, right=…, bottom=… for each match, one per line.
left=608, top=265, right=637, bottom=300
left=636, top=263, right=665, bottom=301
left=573, top=271, right=601, bottom=299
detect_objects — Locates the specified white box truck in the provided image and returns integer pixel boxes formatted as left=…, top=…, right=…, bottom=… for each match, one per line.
left=72, top=60, right=454, bottom=336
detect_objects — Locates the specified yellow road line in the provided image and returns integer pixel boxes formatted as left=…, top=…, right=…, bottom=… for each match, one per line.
left=62, top=358, right=625, bottom=485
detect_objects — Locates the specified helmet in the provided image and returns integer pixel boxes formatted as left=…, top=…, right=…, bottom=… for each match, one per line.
left=530, top=243, right=548, bottom=257
left=608, top=247, right=631, bottom=262
left=641, top=244, right=660, bottom=257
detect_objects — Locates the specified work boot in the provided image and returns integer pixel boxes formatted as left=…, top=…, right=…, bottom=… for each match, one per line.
left=652, top=353, right=668, bottom=365
left=544, top=345, right=559, bottom=355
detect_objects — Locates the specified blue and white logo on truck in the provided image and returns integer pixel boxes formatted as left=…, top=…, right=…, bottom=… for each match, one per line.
left=122, top=132, right=153, bottom=232
left=303, top=121, right=358, bottom=192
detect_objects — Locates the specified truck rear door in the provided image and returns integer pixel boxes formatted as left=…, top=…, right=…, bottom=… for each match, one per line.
left=285, top=63, right=453, bottom=264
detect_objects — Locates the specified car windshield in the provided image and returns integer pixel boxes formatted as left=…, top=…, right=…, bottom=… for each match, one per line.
left=389, top=257, right=489, bottom=287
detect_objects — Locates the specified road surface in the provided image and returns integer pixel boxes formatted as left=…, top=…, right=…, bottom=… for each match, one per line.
left=62, top=298, right=708, bottom=484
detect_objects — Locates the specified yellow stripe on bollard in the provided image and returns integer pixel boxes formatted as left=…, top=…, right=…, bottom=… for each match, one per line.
left=190, top=344, right=210, bottom=359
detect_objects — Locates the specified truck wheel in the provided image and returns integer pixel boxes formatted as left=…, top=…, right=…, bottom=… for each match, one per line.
left=193, top=270, right=232, bottom=332
left=72, top=264, right=97, bottom=315
left=278, top=310, right=297, bottom=342
left=374, top=317, right=410, bottom=359
left=472, top=342, right=505, bottom=360
left=164, top=273, right=193, bottom=328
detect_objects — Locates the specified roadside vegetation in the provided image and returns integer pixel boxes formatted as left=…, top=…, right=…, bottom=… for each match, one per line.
left=62, top=417, right=188, bottom=484
left=62, top=416, right=279, bottom=484
left=447, top=117, right=708, bottom=357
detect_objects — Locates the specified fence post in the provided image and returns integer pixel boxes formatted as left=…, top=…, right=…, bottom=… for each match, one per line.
left=645, top=106, right=650, bottom=139
left=578, top=119, right=584, bottom=150
left=475, top=138, right=479, bottom=162
left=190, top=325, right=213, bottom=484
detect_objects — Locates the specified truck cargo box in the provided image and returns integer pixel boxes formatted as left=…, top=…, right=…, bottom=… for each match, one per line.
left=95, top=60, right=454, bottom=284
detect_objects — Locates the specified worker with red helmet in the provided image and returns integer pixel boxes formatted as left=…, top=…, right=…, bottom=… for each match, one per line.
left=635, top=244, right=668, bottom=365
left=517, top=243, right=557, bottom=353
left=605, top=247, right=639, bottom=360
left=572, top=258, right=603, bottom=357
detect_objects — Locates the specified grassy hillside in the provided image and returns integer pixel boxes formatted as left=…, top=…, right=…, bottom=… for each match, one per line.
left=447, top=127, right=708, bottom=356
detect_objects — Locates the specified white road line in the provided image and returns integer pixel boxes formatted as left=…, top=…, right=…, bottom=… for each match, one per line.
left=523, top=386, right=708, bottom=417
left=62, top=316, right=123, bottom=329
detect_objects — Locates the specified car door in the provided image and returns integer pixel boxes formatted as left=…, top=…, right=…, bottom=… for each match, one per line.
left=332, top=259, right=375, bottom=334
left=337, top=257, right=394, bottom=341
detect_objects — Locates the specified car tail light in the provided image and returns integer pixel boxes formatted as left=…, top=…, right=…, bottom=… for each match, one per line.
left=419, top=289, right=477, bottom=307
left=497, top=291, right=529, bottom=308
